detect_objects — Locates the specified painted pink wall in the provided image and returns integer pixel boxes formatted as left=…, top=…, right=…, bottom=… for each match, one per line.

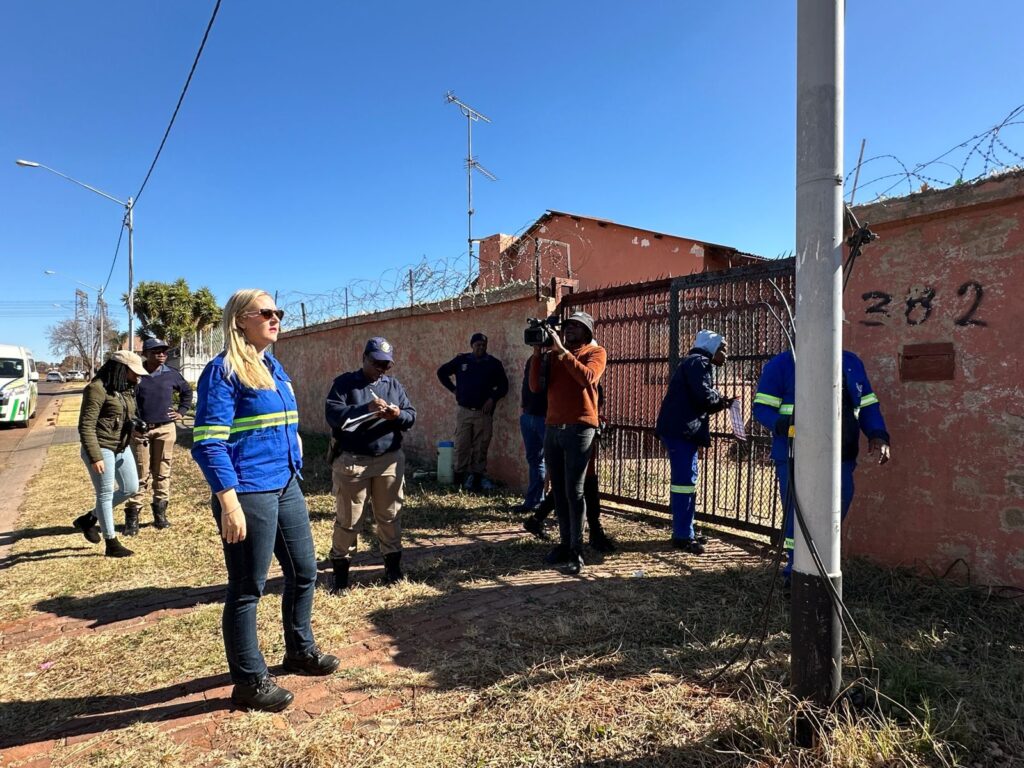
left=844, top=171, right=1024, bottom=587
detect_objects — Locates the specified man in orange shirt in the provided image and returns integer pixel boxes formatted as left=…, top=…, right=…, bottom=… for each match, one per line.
left=529, top=311, right=606, bottom=575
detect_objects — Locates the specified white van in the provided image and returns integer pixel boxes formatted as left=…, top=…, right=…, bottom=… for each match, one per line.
left=0, top=344, right=39, bottom=427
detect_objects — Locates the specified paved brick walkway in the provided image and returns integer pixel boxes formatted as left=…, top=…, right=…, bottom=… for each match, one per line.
left=0, top=517, right=769, bottom=766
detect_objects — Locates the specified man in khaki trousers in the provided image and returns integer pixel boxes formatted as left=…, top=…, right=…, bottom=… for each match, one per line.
left=124, top=338, right=192, bottom=535
left=325, top=337, right=416, bottom=592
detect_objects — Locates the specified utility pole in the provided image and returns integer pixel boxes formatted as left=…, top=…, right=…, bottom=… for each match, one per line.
left=445, top=91, right=497, bottom=285
left=792, top=0, right=844, bottom=705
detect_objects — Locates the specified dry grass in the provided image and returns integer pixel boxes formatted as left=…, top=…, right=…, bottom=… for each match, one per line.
left=0, top=431, right=1021, bottom=767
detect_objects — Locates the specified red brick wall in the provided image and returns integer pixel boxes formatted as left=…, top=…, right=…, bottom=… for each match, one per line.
left=844, top=171, right=1024, bottom=587
left=477, top=212, right=755, bottom=291
left=274, top=286, right=556, bottom=489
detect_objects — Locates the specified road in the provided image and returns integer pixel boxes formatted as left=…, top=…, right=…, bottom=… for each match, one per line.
left=0, top=381, right=80, bottom=560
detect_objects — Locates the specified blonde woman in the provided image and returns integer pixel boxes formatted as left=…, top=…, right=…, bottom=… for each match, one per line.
left=192, top=289, right=338, bottom=712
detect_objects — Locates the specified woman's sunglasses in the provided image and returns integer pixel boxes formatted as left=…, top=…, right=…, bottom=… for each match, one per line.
left=243, top=308, right=285, bottom=321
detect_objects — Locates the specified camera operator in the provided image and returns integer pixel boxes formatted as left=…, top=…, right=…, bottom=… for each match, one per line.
left=528, top=311, right=606, bottom=575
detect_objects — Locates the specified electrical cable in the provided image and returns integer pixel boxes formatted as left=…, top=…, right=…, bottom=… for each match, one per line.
left=133, top=0, right=222, bottom=205
left=101, top=221, right=126, bottom=296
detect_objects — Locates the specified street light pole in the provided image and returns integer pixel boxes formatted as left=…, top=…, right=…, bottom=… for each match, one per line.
left=16, top=159, right=134, bottom=350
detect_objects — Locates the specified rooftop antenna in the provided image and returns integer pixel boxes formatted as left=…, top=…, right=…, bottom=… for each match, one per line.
left=445, top=90, right=497, bottom=285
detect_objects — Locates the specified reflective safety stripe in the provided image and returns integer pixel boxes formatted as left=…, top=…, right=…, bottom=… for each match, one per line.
left=670, top=484, right=696, bottom=494
left=229, top=410, right=299, bottom=434
left=779, top=404, right=794, bottom=415
left=754, top=392, right=782, bottom=408
left=859, top=393, right=879, bottom=408
left=193, top=425, right=231, bottom=442
left=784, top=537, right=794, bottom=551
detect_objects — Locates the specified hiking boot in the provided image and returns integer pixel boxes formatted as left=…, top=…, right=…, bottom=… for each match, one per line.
left=588, top=531, right=617, bottom=554
left=123, top=507, right=140, bottom=537
left=563, top=550, right=584, bottom=576
left=331, top=558, right=351, bottom=594
left=462, top=473, right=478, bottom=492
left=152, top=501, right=170, bottom=529
left=282, top=645, right=340, bottom=676
left=231, top=675, right=294, bottom=712
left=478, top=476, right=496, bottom=491
left=104, top=537, right=134, bottom=558
left=544, top=543, right=571, bottom=565
left=73, top=512, right=101, bottom=544
left=671, top=537, right=705, bottom=555
left=523, top=515, right=547, bottom=540
left=383, top=552, right=405, bottom=585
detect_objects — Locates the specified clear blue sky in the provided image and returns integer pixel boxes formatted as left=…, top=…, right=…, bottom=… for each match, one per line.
left=2, top=1, right=1021, bottom=361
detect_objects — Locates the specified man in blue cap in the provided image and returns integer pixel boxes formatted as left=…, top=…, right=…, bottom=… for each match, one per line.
left=325, top=337, right=416, bottom=592
left=123, top=337, right=192, bottom=535
left=436, top=332, right=509, bottom=491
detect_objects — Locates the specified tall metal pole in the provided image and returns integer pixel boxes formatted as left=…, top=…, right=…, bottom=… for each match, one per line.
left=467, top=114, right=474, bottom=281
left=126, top=199, right=135, bottom=351
left=97, top=291, right=105, bottom=364
left=792, top=0, right=844, bottom=705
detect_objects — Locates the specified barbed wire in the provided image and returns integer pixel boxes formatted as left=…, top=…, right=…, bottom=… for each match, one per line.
left=847, top=103, right=1024, bottom=204
left=278, top=220, right=576, bottom=331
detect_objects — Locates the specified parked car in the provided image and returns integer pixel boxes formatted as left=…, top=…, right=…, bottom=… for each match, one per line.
left=0, top=344, right=39, bottom=427
left=46, top=370, right=65, bottom=383
left=67, top=370, right=86, bottom=382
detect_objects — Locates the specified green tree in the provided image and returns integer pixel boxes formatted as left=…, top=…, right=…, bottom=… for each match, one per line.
left=125, top=279, right=222, bottom=349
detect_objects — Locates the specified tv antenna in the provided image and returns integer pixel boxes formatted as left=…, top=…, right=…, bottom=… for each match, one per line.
left=445, top=90, right=497, bottom=284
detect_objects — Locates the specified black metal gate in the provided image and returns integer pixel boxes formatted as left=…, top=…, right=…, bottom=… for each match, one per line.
left=561, top=258, right=795, bottom=537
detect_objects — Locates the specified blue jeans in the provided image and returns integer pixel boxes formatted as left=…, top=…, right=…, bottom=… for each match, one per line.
left=776, top=459, right=855, bottom=577
left=544, top=424, right=595, bottom=553
left=519, top=413, right=547, bottom=509
left=660, top=436, right=700, bottom=541
left=82, top=446, right=139, bottom=538
left=212, top=475, right=318, bottom=685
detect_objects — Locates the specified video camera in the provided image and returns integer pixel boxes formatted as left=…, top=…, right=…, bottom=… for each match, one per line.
left=524, top=315, right=561, bottom=347
left=130, top=416, right=150, bottom=437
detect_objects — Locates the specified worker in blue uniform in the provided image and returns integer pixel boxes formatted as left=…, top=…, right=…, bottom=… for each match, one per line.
left=753, top=347, right=891, bottom=585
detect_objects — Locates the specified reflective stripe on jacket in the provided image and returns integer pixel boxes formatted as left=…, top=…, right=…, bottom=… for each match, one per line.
left=752, top=349, right=889, bottom=462
left=191, top=351, right=302, bottom=493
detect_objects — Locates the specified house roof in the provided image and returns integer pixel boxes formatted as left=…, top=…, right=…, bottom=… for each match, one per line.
left=525, top=209, right=765, bottom=261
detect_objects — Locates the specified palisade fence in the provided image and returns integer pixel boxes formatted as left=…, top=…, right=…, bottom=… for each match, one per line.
left=561, top=258, right=796, bottom=538
left=174, top=326, right=224, bottom=383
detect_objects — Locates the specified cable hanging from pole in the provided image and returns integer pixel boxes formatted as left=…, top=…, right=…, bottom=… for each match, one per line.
left=133, top=0, right=222, bottom=205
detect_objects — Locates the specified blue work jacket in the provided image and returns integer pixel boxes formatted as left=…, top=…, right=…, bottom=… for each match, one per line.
left=655, top=349, right=730, bottom=447
left=753, top=350, right=890, bottom=462
left=191, top=352, right=303, bottom=494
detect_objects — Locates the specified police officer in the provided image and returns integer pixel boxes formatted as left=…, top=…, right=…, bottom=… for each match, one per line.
left=325, top=337, right=416, bottom=592
left=124, top=337, right=192, bottom=534
left=753, top=346, right=891, bottom=587
left=436, top=332, right=508, bottom=491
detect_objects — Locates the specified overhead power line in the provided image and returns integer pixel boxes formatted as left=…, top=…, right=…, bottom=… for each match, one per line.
left=133, top=0, right=223, bottom=205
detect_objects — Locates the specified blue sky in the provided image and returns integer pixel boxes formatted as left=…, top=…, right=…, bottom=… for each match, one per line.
left=3, top=1, right=1021, bottom=361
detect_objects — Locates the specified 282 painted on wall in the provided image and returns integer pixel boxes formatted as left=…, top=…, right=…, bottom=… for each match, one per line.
left=859, top=280, right=987, bottom=327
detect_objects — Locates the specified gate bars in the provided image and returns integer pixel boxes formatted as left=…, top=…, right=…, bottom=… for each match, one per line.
left=561, top=258, right=795, bottom=538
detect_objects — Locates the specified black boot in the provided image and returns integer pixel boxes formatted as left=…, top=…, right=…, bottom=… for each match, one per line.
left=564, top=549, right=585, bottom=576
left=104, top=537, right=134, bottom=558
left=123, top=507, right=140, bottom=537
left=383, top=552, right=404, bottom=585
left=73, top=512, right=101, bottom=544
left=588, top=526, right=617, bottom=553
left=524, top=513, right=548, bottom=540
left=152, top=500, right=170, bottom=529
left=231, top=675, right=294, bottom=712
left=544, top=543, right=571, bottom=565
left=584, top=475, right=615, bottom=552
left=331, top=558, right=351, bottom=594
left=282, top=644, right=341, bottom=676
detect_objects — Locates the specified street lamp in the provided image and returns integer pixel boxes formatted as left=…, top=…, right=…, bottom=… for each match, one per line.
left=44, top=269, right=106, bottom=371
left=16, top=159, right=136, bottom=349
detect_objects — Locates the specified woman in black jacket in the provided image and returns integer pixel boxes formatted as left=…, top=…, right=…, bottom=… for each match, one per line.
left=655, top=330, right=732, bottom=554
left=73, top=351, right=149, bottom=557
